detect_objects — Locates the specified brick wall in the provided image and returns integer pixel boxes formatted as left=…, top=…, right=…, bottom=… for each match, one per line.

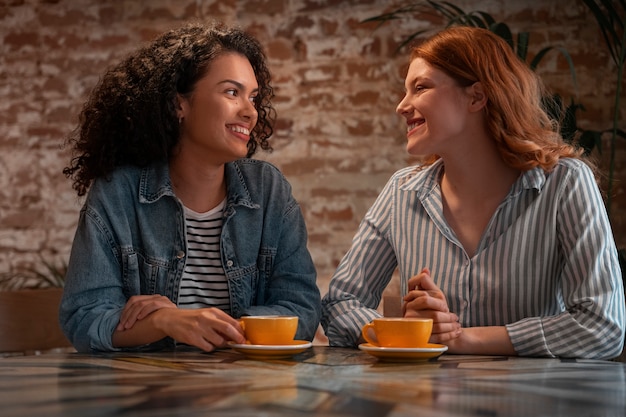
left=1, top=0, right=624, bottom=299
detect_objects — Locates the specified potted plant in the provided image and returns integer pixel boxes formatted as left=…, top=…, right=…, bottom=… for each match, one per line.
left=0, top=256, right=72, bottom=354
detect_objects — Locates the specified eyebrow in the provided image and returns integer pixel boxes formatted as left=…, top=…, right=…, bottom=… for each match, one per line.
left=404, top=74, right=430, bottom=89
left=219, top=79, right=259, bottom=93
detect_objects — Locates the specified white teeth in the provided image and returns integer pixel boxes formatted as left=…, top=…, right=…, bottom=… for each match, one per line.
left=229, top=125, right=250, bottom=135
left=407, top=121, right=421, bottom=132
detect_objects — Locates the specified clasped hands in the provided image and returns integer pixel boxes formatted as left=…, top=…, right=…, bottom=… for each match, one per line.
left=403, top=267, right=462, bottom=344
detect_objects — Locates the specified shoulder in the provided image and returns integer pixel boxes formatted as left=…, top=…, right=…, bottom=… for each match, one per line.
left=88, top=165, right=143, bottom=197
left=547, top=158, right=596, bottom=184
left=226, top=159, right=294, bottom=204
left=81, top=166, right=146, bottom=224
left=231, top=158, right=284, bottom=177
left=542, top=158, right=603, bottom=205
left=229, top=159, right=289, bottom=188
left=86, top=163, right=171, bottom=206
left=555, top=157, right=591, bottom=172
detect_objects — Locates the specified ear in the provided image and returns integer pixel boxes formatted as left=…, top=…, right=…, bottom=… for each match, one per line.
left=467, top=82, right=487, bottom=112
left=175, top=93, right=188, bottom=120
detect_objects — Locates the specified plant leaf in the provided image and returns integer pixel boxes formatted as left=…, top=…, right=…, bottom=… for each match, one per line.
left=578, top=129, right=602, bottom=156
left=515, top=32, right=530, bottom=61
left=530, top=46, right=578, bottom=93
left=490, top=22, right=514, bottom=49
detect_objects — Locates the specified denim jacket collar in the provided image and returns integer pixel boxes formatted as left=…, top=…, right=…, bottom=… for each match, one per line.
left=137, top=161, right=259, bottom=211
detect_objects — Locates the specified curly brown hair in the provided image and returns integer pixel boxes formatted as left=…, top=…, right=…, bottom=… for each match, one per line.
left=63, top=22, right=276, bottom=196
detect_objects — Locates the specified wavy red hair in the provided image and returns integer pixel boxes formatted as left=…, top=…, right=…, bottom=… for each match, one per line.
left=410, top=26, right=583, bottom=171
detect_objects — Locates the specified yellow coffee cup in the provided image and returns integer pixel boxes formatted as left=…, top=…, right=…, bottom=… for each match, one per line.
left=362, top=317, right=433, bottom=348
left=239, top=315, right=298, bottom=345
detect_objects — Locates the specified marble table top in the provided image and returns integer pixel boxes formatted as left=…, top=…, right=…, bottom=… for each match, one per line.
left=1, top=345, right=624, bottom=416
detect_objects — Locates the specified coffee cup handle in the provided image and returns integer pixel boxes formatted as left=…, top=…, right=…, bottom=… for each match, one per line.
left=361, top=322, right=379, bottom=346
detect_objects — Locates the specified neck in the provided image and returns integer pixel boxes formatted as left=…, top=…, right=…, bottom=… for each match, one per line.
left=169, top=155, right=227, bottom=213
left=439, top=137, right=520, bottom=201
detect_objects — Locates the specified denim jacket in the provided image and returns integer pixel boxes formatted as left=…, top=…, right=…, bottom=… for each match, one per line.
left=60, top=159, right=321, bottom=352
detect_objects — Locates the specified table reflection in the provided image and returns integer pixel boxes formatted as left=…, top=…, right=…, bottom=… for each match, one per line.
left=1, top=346, right=624, bottom=417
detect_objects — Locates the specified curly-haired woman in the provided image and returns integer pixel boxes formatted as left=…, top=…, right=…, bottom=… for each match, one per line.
left=60, top=22, right=321, bottom=353
left=321, top=26, right=625, bottom=359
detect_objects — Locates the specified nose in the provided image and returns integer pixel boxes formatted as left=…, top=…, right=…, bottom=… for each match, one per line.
left=396, top=94, right=411, bottom=117
left=241, top=98, right=258, bottom=121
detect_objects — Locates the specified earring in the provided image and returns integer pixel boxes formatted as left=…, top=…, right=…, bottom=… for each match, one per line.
left=178, top=117, right=183, bottom=125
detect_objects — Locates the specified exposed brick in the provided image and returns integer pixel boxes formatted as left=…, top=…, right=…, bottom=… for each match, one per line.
left=0, top=0, right=623, bottom=299
left=311, top=206, right=354, bottom=222
left=276, top=15, right=315, bottom=38
left=266, top=38, right=293, bottom=61
left=38, top=9, right=96, bottom=27
left=1, top=209, right=45, bottom=229
left=246, top=0, right=289, bottom=15
left=3, top=31, right=39, bottom=51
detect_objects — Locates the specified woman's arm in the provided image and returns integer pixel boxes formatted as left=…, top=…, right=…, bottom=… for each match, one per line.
left=510, top=162, right=625, bottom=359
left=321, top=179, right=400, bottom=347
left=112, top=304, right=245, bottom=351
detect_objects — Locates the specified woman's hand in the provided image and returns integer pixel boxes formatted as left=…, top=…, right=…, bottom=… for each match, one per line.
left=153, top=307, right=246, bottom=351
left=403, top=268, right=462, bottom=343
left=113, top=299, right=246, bottom=352
left=117, top=295, right=176, bottom=331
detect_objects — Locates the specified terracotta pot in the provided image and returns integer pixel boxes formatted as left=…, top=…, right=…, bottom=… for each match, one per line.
left=0, top=288, right=72, bottom=353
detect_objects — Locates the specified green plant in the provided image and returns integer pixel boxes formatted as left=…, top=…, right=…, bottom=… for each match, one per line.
left=363, top=1, right=593, bottom=155
left=581, top=0, right=626, bottom=219
left=580, top=1, right=626, bottom=295
left=0, top=256, right=66, bottom=290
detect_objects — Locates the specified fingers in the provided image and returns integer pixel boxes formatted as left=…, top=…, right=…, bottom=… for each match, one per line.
left=407, top=268, right=439, bottom=293
left=406, top=267, right=429, bottom=291
left=203, top=309, right=246, bottom=345
left=403, top=294, right=449, bottom=313
left=404, top=268, right=449, bottom=313
left=403, top=310, right=462, bottom=344
left=430, top=314, right=462, bottom=341
left=117, top=295, right=175, bottom=331
left=403, top=270, right=461, bottom=344
left=159, top=308, right=246, bottom=352
left=200, top=317, right=246, bottom=348
left=429, top=327, right=463, bottom=344
left=209, top=308, right=245, bottom=337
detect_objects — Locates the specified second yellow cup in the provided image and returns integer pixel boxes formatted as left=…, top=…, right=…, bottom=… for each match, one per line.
left=362, top=317, right=433, bottom=348
left=239, top=315, right=298, bottom=345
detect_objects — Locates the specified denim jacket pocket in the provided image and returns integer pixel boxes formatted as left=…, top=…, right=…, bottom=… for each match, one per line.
left=121, top=248, right=169, bottom=297
left=227, top=264, right=259, bottom=315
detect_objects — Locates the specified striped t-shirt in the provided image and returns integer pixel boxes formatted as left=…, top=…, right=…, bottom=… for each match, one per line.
left=178, top=200, right=230, bottom=313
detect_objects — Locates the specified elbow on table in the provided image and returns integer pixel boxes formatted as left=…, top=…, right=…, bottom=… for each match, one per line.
left=573, top=323, right=625, bottom=360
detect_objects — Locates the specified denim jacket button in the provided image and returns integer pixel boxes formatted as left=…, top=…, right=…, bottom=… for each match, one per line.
left=176, top=251, right=185, bottom=259
left=226, top=260, right=233, bottom=267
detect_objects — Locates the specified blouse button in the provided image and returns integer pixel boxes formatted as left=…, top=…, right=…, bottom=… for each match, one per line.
left=176, top=251, right=185, bottom=259
left=226, top=260, right=233, bottom=267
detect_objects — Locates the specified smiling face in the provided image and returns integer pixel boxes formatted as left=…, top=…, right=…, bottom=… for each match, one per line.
left=176, top=52, right=259, bottom=166
left=396, top=57, right=475, bottom=158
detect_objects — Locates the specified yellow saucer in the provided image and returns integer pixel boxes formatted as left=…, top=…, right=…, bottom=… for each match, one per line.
left=229, top=340, right=312, bottom=359
left=358, top=343, right=448, bottom=362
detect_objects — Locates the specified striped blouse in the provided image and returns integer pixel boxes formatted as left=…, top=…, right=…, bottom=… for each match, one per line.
left=321, top=158, right=625, bottom=359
